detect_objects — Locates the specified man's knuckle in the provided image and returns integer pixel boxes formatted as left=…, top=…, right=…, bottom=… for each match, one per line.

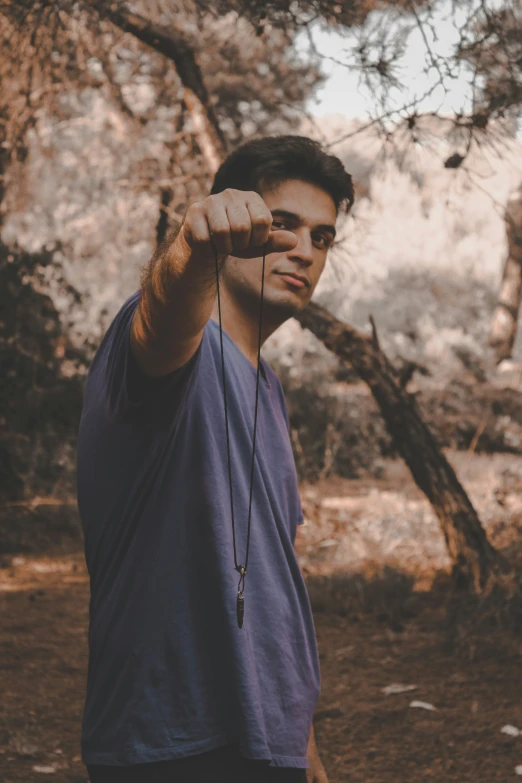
left=211, top=223, right=229, bottom=235
left=233, top=222, right=251, bottom=234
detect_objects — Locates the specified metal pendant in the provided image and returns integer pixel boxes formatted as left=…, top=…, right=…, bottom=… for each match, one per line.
left=237, top=592, right=245, bottom=628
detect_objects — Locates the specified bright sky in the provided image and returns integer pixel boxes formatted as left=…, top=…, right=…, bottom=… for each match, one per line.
left=298, top=0, right=521, bottom=138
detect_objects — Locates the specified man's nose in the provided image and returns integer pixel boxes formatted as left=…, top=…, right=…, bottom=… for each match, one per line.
left=287, top=230, right=314, bottom=264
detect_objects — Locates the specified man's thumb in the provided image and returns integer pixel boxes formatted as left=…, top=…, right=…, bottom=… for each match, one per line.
left=265, top=229, right=298, bottom=254
left=234, top=229, right=298, bottom=259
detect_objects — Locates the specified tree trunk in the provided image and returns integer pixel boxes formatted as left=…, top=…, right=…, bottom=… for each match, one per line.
left=93, top=2, right=225, bottom=174
left=488, top=184, right=522, bottom=363
left=295, top=303, right=511, bottom=593
left=96, top=5, right=511, bottom=593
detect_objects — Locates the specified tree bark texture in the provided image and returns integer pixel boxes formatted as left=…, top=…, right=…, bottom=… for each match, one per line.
left=488, top=184, right=522, bottom=363
left=295, top=302, right=511, bottom=593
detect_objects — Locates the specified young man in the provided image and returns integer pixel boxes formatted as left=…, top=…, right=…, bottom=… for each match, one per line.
left=77, top=135, right=353, bottom=783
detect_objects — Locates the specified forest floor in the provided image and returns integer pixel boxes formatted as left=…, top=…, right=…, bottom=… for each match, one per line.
left=1, top=452, right=522, bottom=783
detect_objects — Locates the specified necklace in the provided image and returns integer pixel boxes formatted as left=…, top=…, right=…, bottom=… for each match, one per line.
left=213, top=243, right=267, bottom=629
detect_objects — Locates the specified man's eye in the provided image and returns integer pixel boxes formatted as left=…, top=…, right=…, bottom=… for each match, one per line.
left=272, top=220, right=287, bottom=229
left=313, top=234, right=328, bottom=248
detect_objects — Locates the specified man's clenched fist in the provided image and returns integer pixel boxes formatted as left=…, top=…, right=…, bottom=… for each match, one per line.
left=177, top=188, right=298, bottom=261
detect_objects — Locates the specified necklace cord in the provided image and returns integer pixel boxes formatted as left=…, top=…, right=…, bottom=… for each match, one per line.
left=213, top=242, right=267, bottom=599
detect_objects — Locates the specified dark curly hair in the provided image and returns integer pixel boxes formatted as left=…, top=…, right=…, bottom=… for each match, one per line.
left=210, top=135, right=354, bottom=214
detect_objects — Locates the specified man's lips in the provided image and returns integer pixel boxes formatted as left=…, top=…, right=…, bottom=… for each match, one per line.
left=274, top=272, right=309, bottom=288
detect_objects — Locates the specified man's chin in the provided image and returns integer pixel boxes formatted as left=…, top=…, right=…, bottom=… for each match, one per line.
left=261, top=292, right=309, bottom=321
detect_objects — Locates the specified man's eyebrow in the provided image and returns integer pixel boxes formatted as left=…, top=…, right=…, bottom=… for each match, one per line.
left=270, top=209, right=337, bottom=239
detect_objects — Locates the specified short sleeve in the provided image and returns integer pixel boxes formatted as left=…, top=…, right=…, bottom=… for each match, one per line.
left=100, top=290, right=200, bottom=416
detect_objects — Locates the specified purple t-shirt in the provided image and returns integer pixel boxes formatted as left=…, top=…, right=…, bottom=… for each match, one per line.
left=76, top=290, right=321, bottom=769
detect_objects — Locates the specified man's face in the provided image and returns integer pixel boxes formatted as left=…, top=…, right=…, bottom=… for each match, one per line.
left=221, top=178, right=338, bottom=323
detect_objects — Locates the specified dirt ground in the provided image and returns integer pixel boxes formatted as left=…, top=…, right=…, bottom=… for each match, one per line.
left=1, top=458, right=522, bottom=783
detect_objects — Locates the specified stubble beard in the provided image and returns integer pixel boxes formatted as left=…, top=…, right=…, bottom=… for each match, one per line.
left=224, top=259, right=307, bottom=327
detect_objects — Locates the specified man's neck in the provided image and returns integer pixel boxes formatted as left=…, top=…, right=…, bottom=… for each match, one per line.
left=209, top=287, right=279, bottom=368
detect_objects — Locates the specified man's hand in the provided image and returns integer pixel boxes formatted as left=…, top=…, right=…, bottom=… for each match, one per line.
left=306, top=724, right=329, bottom=783
left=307, top=747, right=329, bottom=783
left=178, top=188, right=298, bottom=264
